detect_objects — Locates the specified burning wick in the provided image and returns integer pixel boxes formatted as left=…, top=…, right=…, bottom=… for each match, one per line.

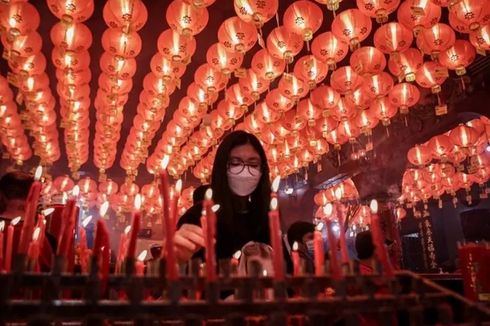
left=42, top=207, right=55, bottom=216
left=271, top=176, right=281, bottom=192
left=137, top=250, right=148, bottom=262
left=11, top=216, right=21, bottom=226
left=34, top=166, right=43, bottom=181
left=205, top=188, right=213, bottom=201
left=72, top=185, right=80, bottom=197
left=82, top=216, right=92, bottom=228
left=32, top=227, right=41, bottom=241
left=100, top=201, right=110, bottom=217
left=323, top=203, right=333, bottom=217
left=211, top=204, right=220, bottom=213
left=161, top=155, right=170, bottom=169
left=370, top=199, right=378, bottom=214
left=0, top=221, right=5, bottom=232
left=124, top=225, right=131, bottom=235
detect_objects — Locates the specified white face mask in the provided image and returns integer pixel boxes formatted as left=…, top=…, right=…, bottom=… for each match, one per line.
left=227, top=168, right=262, bottom=197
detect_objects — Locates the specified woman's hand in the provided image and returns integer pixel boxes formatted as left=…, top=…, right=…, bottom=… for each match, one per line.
left=174, top=224, right=205, bottom=263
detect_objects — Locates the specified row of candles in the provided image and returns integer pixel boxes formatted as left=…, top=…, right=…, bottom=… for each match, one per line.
left=0, top=163, right=393, bottom=280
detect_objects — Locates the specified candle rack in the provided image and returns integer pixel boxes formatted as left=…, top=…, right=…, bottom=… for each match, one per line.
left=0, top=256, right=489, bottom=325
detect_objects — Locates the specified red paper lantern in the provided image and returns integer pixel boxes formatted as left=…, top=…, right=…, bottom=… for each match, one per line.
left=311, top=31, right=349, bottom=70
left=370, top=97, right=398, bottom=126
left=397, top=0, right=441, bottom=35
left=428, top=134, right=453, bottom=160
left=50, top=22, right=93, bottom=52
left=187, top=82, right=219, bottom=107
left=102, top=28, right=142, bottom=58
left=47, top=0, right=94, bottom=23
left=388, top=48, right=424, bottom=82
left=297, top=98, right=321, bottom=125
left=283, top=0, right=323, bottom=41
left=278, top=73, right=308, bottom=101
left=2, top=31, right=42, bottom=57
left=293, top=55, right=328, bottom=89
left=218, top=16, right=257, bottom=53
left=388, top=82, right=420, bottom=114
left=281, top=109, right=307, bottom=134
left=103, top=1, right=147, bottom=31
left=266, top=26, right=304, bottom=63
left=157, top=29, right=196, bottom=63
left=357, top=0, right=400, bottom=23
left=99, top=53, right=137, bottom=79
left=449, top=124, right=479, bottom=149
left=251, top=48, right=286, bottom=81
left=407, top=144, right=432, bottom=166
left=415, top=61, right=448, bottom=94
left=373, top=22, right=413, bottom=55
left=331, top=9, right=372, bottom=50
left=330, top=97, right=357, bottom=121
left=310, top=85, right=340, bottom=113
left=53, top=175, right=75, bottom=193
left=234, top=0, right=279, bottom=27
left=9, top=53, right=47, bottom=76
left=217, top=99, right=246, bottom=122
left=265, top=89, right=295, bottom=113
left=449, top=0, right=490, bottom=32
left=355, top=108, right=379, bottom=134
left=226, top=83, right=254, bottom=109
left=239, top=69, right=270, bottom=100
left=439, top=40, right=476, bottom=76
left=166, top=0, right=209, bottom=36
left=194, top=63, right=228, bottom=94
left=345, top=86, right=373, bottom=109
left=150, top=53, right=187, bottom=80
left=315, top=116, right=339, bottom=137
left=0, top=2, right=40, bottom=37
left=469, top=24, right=490, bottom=53
left=206, top=42, right=243, bottom=75
left=416, top=23, right=456, bottom=59
left=253, top=101, right=281, bottom=125
left=363, top=72, right=394, bottom=99
left=330, top=65, right=363, bottom=95
left=349, top=46, right=386, bottom=77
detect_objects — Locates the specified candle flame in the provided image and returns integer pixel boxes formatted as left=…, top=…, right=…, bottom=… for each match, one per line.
left=292, top=241, right=299, bottom=251
left=72, top=185, right=80, bottom=197
left=137, top=250, right=147, bottom=262
left=11, top=216, right=21, bottom=226
left=0, top=221, right=4, bottom=231
left=316, top=222, right=324, bottom=231
left=232, top=250, right=242, bottom=260
left=211, top=204, right=220, bottom=212
left=271, top=175, right=281, bottom=192
left=124, top=225, right=131, bottom=235
left=34, top=166, right=43, bottom=181
left=334, top=188, right=343, bottom=201
left=161, top=155, right=170, bottom=169
left=175, top=179, right=183, bottom=193
left=323, top=203, right=333, bottom=217
left=134, top=194, right=142, bottom=210
left=62, top=192, right=68, bottom=204
left=82, top=215, right=92, bottom=228
left=42, top=207, right=55, bottom=216
left=370, top=199, right=378, bottom=214
left=205, top=188, right=213, bottom=200
left=32, top=226, right=41, bottom=241
left=99, top=201, right=109, bottom=217
left=270, top=197, right=278, bottom=210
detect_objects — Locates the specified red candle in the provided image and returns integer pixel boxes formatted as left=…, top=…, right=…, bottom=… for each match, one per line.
left=292, top=241, right=301, bottom=276
left=136, top=250, right=147, bottom=276
left=336, top=204, right=350, bottom=266
left=57, top=186, right=79, bottom=258
left=170, top=180, right=182, bottom=228
left=18, top=166, right=43, bottom=255
left=325, top=219, right=342, bottom=280
left=93, top=218, right=108, bottom=261
left=126, top=194, right=142, bottom=259
left=203, top=189, right=217, bottom=281
left=117, top=227, right=129, bottom=269
left=4, top=216, right=21, bottom=272
left=313, top=223, right=325, bottom=276
left=79, top=219, right=89, bottom=273
left=27, top=227, right=42, bottom=267
left=370, top=200, right=394, bottom=277
left=268, top=197, right=285, bottom=280
left=0, top=221, right=5, bottom=271
left=159, top=156, right=178, bottom=280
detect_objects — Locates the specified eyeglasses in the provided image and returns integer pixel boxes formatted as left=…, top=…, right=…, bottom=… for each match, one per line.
left=227, top=158, right=262, bottom=176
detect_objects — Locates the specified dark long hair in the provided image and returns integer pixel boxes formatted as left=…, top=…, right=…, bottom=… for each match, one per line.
left=211, top=130, right=271, bottom=243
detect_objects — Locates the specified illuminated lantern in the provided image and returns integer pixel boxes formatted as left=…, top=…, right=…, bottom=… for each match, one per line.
left=103, top=1, right=147, bottom=31
left=238, top=69, right=270, bottom=100
left=331, top=9, right=372, bottom=51
left=397, top=0, right=441, bottom=36
left=311, top=31, right=349, bottom=70
left=157, top=29, right=196, bottom=63
left=283, top=0, right=323, bottom=41
left=469, top=24, right=490, bottom=54
left=53, top=175, right=74, bottom=193
left=338, top=119, right=361, bottom=143
left=357, top=0, right=400, bottom=23
left=218, top=16, right=257, bottom=53
left=9, top=53, right=47, bottom=76
left=253, top=102, right=281, bottom=125
left=388, top=48, right=423, bottom=82
left=47, top=0, right=94, bottom=23
left=99, top=53, right=137, bottom=79
left=266, top=26, right=304, bottom=63
left=297, top=98, right=321, bottom=126
left=407, top=144, right=432, bottom=166
left=50, top=22, right=92, bottom=52
left=325, top=128, right=348, bottom=149
left=293, top=55, right=328, bottom=89
left=449, top=0, right=490, bottom=32
left=210, top=110, right=234, bottom=132
left=194, top=63, right=228, bottom=94
left=449, top=124, right=479, bottom=149
left=355, top=108, right=379, bottom=135
left=226, top=83, right=254, bottom=109
left=243, top=114, right=265, bottom=135
left=349, top=46, right=386, bottom=76
left=373, top=22, right=413, bottom=56
left=428, top=134, right=453, bottom=161
left=345, top=86, right=373, bottom=109
left=330, top=65, right=363, bottom=95
left=177, top=96, right=206, bottom=122
left=265, top=89, right=295, bottom=113
left=371, top=97, right=398, bottom=126
left=78, top=177, right=97, bottom=194
left=251, top=49, right=286, bottom=81
left=0, top=2, right=40, bottom=37
left=166, top=0, right=209, bottom=36
left=143, top=73, right=176, bottom=97
left=278, top=73, right=308, bottom=101
left=150, top=52, right=186, bottom=80
left=310, top=85, right=340, bottom=114
left=465, top=119, right=485, bottom=136
left=52, top=49, right=91, bottom=71
left=416, top=23, right=456, bottom=60
left=206, top=42, right=243, bottom=75
left=187, top=82, right=219, bottom=108
left=363, top=72, right=394, bottom=99
left=439, top=40, right=476, bottom=76
left=281, top=109, right=307, bottom=134
left=415, top=61, right=448, bottom=94
left=330, top=97, right=357, bottom=121
left=102, top=29, right=142, bottom=58
left=234, top=0, right=278, bottom=27
left=99, top=179, right=119, bottom=195
left=99, top=74, right=133, bottom=95
left=389, top=82, right=420, bottom=114
left=2, top=31, right=42, bottom=58
left=217, top=99, right=246, bottom=122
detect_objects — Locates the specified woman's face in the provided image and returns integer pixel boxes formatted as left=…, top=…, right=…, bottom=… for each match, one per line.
left=226, top=143, right=263, bottom=197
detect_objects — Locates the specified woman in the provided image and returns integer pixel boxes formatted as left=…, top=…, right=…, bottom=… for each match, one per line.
left=175, top=130, right=272, bottom=263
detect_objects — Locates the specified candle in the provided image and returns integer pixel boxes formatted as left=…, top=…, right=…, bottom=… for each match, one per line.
left=126, top=194, right=142, bottom=259
left=0, top=221, right=5, bottom=271
left=79, top=215, right=91, bottom=273
left=4, top=216, right=21, bottom=272
left=170, top=179, right=182, bottom=227
left=325, top=219, right=342, bottom=280
left=268, top=197, right=284, bottom=280
left=334, top=193, right=350, bottom=266
left=271, top=176, right=280, bottom=198
left=313, top=223, right=325, bottom=276
left=136, top=250, right=147, bottom=276
left=370, top=200, right=394, bottom=277
left=57, top=186, right=79, bottom=258
left=27, top=227, right=42, bottom=270
left=231, top=250, right=241, bottom=267
left=117, top=226, right=130, bottom=270
left=93, top=207, right=109, bottom=260
left=204, top=189, right=217, bottom=281
left=292, top=241, right=301, bottom=276
left=18, top=166, right=43, bottom=255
